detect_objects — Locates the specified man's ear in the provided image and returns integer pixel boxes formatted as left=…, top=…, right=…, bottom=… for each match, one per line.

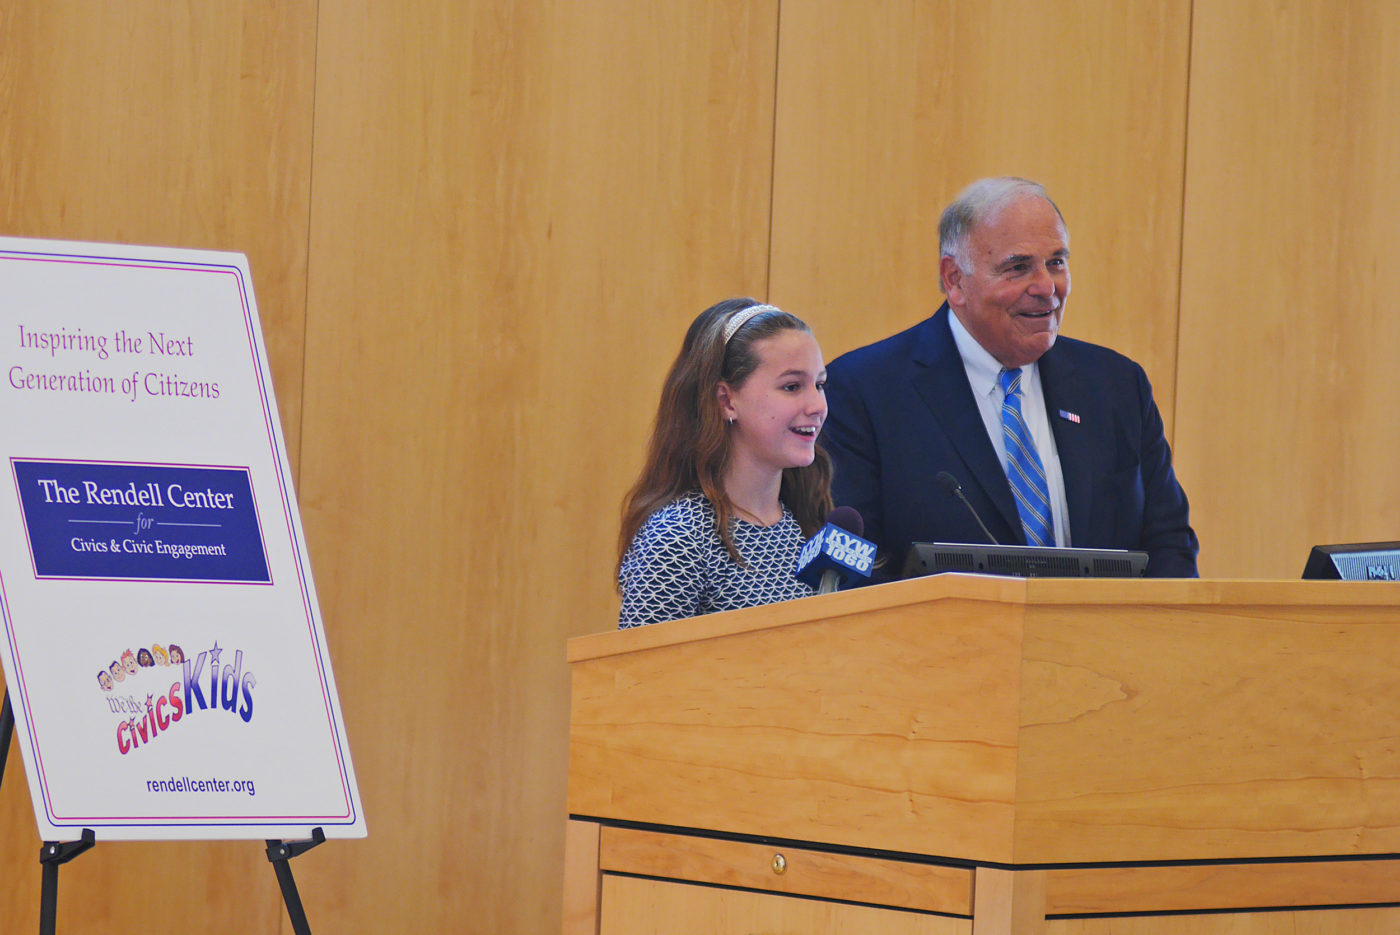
left=940, top=254, right=965, bottom=306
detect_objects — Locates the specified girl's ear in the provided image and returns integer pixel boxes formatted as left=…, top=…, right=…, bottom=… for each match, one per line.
left=716, top=382, right=737, bottom=421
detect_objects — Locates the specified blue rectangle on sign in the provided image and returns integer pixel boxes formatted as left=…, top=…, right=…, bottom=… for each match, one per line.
left=12, top=460, right=271, bottom=583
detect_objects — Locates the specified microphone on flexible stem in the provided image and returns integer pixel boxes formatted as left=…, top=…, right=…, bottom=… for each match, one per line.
left=934, top=471, right=1001, bottom=545
left=794, top=506, right=875, bottom=595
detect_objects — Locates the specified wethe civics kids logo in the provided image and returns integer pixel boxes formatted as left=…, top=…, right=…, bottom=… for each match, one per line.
left=97, top=639, right=257, bottom=754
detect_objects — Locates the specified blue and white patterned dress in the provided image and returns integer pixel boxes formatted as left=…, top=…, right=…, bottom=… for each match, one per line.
left=618, top=491, right=814, bottom=627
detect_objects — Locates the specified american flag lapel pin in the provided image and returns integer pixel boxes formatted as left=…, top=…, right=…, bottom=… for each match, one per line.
left=1058, top=409, right=1081, bottom=424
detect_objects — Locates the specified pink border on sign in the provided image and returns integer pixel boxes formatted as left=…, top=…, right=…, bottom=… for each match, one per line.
left=0, top=248, right=357, bottom=831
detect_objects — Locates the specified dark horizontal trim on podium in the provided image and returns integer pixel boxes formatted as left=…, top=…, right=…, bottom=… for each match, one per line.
left=1048, top=901, right=1400, bottom=921
left=571, top=814, right=1400, bottom=873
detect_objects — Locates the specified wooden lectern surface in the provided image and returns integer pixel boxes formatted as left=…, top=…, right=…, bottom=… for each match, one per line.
left=568, top=575, right=1400, bottom=866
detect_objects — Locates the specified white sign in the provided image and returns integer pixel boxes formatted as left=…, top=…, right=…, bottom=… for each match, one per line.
left=0, top=237, right=365, bottom=841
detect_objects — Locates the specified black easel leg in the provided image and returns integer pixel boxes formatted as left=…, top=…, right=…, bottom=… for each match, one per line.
left=38, top=831, right=95, bottom=935
left=268, top=849, right=313, bottom=935
left=266, top=828, right=325, bottom=935
left=1, top=689, right=14, bottom=791
left=39, top=856, right=59, bottom=935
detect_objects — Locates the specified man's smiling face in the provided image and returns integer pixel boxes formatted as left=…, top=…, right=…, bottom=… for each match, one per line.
left=941, top=193, right=1070, bottom=368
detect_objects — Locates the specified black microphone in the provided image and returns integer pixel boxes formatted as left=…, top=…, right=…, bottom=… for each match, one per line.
left=827, top=505, right=864, bottom=538
left=934, top=471, right=1000, bottom=545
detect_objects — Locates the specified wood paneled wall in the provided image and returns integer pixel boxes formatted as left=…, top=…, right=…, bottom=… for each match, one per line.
left=1175, top=0, right=1400, bottom=577
left=1, top=1, right=1397, bottom=931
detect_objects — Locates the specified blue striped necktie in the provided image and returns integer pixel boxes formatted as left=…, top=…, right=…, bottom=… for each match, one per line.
left=999, top=368, right=1054, bottom=547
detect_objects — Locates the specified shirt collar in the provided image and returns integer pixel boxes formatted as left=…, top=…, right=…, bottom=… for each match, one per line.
left=947, top=308, right=1039, bottom=398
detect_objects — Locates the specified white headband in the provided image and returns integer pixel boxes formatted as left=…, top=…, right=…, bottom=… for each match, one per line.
left=723, top=304, right=780, bottom=344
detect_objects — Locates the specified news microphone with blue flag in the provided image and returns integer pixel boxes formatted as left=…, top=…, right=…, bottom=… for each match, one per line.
left=795, top=506, right=876, bottom=594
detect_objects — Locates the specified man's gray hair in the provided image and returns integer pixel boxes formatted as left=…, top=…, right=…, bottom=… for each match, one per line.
left=938, top=177, right=1067, bottom=287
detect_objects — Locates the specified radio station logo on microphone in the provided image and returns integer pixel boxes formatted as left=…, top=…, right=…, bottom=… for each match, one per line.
left=796, top=519, right=877, bottom=591
left=798, top=526, right=876, bottom=574
left=824, top=527, right=875, bottom=573
left=94, top=639, right=257, bottom=755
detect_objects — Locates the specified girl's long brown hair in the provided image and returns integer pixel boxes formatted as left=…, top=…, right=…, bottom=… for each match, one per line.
left=617, top=298, right=833, bottom=577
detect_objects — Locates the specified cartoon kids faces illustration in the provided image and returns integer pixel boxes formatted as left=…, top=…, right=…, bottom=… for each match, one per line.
left=101, top=644, right=182, bottom=691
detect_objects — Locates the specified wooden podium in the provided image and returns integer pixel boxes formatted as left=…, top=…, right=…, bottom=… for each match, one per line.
left=564, top=575, right=1400, bottom=934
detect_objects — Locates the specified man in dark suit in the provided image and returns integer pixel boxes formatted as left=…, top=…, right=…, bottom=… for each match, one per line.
left=822, top=177, right=1199, bottom=578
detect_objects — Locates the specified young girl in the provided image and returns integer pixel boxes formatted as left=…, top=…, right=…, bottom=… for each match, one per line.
left=617, top=298, right=832, bottom=627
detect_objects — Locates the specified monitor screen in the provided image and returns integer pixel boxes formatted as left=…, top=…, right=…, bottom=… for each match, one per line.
left=903, top=542, right=1148, bottom=579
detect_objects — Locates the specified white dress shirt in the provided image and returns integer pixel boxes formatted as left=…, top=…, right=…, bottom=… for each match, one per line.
left=947, top=311, right=1072, bottom=546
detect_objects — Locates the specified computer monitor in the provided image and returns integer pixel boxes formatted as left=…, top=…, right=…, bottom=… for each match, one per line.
left=1301, top=542, right=1400, bottom=580
left=902, top=542, right=1147, bottom=579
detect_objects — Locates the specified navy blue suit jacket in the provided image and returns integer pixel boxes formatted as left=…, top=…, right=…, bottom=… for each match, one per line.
left=822, top=304, right=1199, bottom=578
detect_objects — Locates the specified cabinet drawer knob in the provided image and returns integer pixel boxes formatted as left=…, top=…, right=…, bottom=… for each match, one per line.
left=771, top=853, right=787, bottom=874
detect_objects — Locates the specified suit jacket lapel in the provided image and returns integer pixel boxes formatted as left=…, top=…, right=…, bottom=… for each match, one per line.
left=910, top=305, right=1022, bottom=536
left=1039, top=344, right=1097, bottom=545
